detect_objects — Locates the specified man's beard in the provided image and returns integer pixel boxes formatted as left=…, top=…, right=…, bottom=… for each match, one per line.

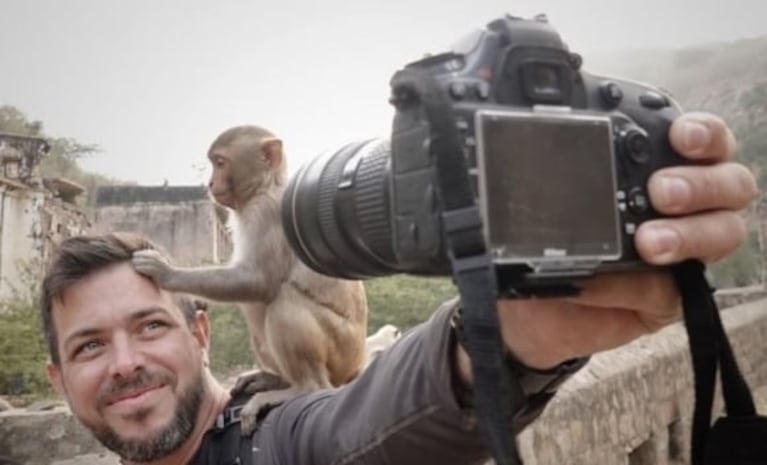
left=84, top=369, right=205, bottom=462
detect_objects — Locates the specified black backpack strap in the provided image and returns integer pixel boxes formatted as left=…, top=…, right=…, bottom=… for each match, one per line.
left=189, top=393, right=256, bottom=465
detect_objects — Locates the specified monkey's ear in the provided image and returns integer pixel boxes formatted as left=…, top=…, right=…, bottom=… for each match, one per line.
left=262, top=137, right=283, bottom=171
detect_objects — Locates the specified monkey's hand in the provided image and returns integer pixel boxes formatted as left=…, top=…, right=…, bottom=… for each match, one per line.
left=230, top=370, right=291, bottom=397
left=131, top=249, right=177, bottom=289
left=240, top=386, right=301, bottom=435
left=229, top=370, right=292, bottom=434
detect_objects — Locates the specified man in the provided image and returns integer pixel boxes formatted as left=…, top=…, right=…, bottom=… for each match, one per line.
left=41, top=112, right=756, bottom=464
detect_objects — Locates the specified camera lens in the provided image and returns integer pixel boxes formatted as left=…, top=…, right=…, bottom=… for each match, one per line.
left=281, top=139, right=397, bottom=279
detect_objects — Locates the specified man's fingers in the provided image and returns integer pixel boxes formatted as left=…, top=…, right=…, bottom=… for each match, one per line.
left=649, top=162, right=757, bottom=215
left=669, top=112, right=737, bottom=161
left=636, top=210, right=747, bottom=265
left=570, top=271, right=679, bottom=317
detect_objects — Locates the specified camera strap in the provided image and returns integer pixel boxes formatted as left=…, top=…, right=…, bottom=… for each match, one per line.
left=671, top=260, right=767, bottom=465
left=390, top=66, right=524, bottom=465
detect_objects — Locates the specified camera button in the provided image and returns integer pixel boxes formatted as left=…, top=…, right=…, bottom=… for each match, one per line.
left=449, top=81, right=468, bottom=100
left=639, top=91, right=670, bottom=109
left=627, top=187, right=650, bottom=214
left=476, top=81, right=491, bottom=100
left=599, top=81, right=623, bottom=107
left=622, top=130, right=651, bottom=164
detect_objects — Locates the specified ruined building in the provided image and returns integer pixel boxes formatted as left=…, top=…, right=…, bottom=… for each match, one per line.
left=89, top=185, right=231, bottom=267
left=0, top=132, right=89, bottom=301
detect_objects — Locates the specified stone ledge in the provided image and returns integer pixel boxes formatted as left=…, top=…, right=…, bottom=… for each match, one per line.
left=0, top=408, right=116, bottom=465
left=517, top=297, right=767, bottom=465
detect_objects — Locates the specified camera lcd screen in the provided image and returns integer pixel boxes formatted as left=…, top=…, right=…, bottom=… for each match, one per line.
left=476, top=110, right=620, bottom=263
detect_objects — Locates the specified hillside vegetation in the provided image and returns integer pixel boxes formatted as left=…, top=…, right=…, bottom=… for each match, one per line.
left=589, top=36, right=767, bottom=288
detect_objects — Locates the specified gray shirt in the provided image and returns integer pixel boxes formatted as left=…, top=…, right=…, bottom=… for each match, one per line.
left=242, top=300, right=556, bottom=465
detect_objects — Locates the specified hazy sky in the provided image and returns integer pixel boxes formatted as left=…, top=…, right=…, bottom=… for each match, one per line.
left=2, top=0, right=765, bottom=186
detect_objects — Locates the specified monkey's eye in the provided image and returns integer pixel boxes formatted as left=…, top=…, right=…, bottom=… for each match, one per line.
left=212, top=157, right=227, bottom=168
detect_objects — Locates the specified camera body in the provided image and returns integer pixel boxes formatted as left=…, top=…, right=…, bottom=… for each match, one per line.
left=283, top=14, right=686, bottom=292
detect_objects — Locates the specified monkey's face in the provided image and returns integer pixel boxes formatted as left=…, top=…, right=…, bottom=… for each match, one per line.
left=207, top=148, right=237, bottom=209
left=208, top=143, right=269, bottom=209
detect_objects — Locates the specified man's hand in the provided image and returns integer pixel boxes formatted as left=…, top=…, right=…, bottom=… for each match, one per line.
left=460, top=112, right=758, bottom=376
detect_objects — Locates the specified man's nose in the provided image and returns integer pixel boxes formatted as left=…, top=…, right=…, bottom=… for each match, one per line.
left=108, top=334, right=144, bottom=378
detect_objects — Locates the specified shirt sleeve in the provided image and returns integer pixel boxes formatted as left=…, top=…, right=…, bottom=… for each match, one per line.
left=252, top=298, right=556, bottom=465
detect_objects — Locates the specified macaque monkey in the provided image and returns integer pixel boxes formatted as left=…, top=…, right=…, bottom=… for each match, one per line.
left=364, top=324, right=402, bottom=368
left=132, top=125, right=368, bottom=432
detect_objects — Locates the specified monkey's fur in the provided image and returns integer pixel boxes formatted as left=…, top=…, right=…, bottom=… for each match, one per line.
left=132, top=125, right=368, bottom=432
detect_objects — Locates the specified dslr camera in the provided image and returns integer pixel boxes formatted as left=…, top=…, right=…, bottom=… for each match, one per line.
left=283, top=14, right=686, bottom=293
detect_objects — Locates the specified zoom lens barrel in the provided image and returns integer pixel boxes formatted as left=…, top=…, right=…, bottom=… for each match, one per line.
left=281, top=139, right=397, bottom=279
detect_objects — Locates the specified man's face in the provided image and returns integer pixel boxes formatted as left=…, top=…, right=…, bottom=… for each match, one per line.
left=46, top=262, right=210, bottom=461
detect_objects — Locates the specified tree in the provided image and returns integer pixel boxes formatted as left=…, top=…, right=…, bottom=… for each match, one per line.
left=0, top=105, right=119, bottom=203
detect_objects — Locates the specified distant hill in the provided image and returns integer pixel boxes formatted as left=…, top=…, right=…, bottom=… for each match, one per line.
left=583, top=36, right=767, bottom=287
left=584, top=36, right=767, bottom=184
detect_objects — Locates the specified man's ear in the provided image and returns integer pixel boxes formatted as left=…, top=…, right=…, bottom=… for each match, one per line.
left=46, top=361, right=67, bottom=399
left=192, top=309, right=212, bottom=365
left=261, top=137, right=283, bottom=171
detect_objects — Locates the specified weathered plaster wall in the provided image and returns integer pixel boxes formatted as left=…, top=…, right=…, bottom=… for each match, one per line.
left=0, top=186, right=44, bottom=300
left=89, top=186, right=230, bottom=266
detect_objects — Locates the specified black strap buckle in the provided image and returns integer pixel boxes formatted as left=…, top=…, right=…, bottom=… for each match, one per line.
left=215, top=404, right=244, bottom=430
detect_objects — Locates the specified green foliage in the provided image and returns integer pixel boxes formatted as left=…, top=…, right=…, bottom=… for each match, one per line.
left=0, top=289, right=51, bottom=400
left=206, top=303, right=254, bottom=376
left=365, top=275, right=456, bottom=332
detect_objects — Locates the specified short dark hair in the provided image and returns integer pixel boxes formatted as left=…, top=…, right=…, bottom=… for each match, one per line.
left=41, top=232, right=199, bottom=365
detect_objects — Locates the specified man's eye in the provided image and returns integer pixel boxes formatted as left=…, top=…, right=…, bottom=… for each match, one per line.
left=142, top=320, right=168, bottom=333
left=74, top=341, right=103, bottom=357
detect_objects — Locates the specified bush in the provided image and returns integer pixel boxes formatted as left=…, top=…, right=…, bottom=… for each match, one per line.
left=365, top=275, right=456, bottom=332
left=0, top=295, right=52, bottom=400
left=206, top=303, right=254, bottom=377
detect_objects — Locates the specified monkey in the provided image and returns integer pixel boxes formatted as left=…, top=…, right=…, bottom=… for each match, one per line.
left=131, top=125, right=368, bottom=433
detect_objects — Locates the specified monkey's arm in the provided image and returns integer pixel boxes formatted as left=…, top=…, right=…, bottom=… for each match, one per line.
left=132, top=249, right=283, bottom=302
left=254, top=299, right=558, bottom=465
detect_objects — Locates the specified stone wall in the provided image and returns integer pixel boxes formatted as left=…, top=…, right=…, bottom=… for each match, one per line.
left=2, top=293, right=767, bottom=465
left=89, top=186, right=230, bottom=266
left=515, top=295, right=767, bottom=465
